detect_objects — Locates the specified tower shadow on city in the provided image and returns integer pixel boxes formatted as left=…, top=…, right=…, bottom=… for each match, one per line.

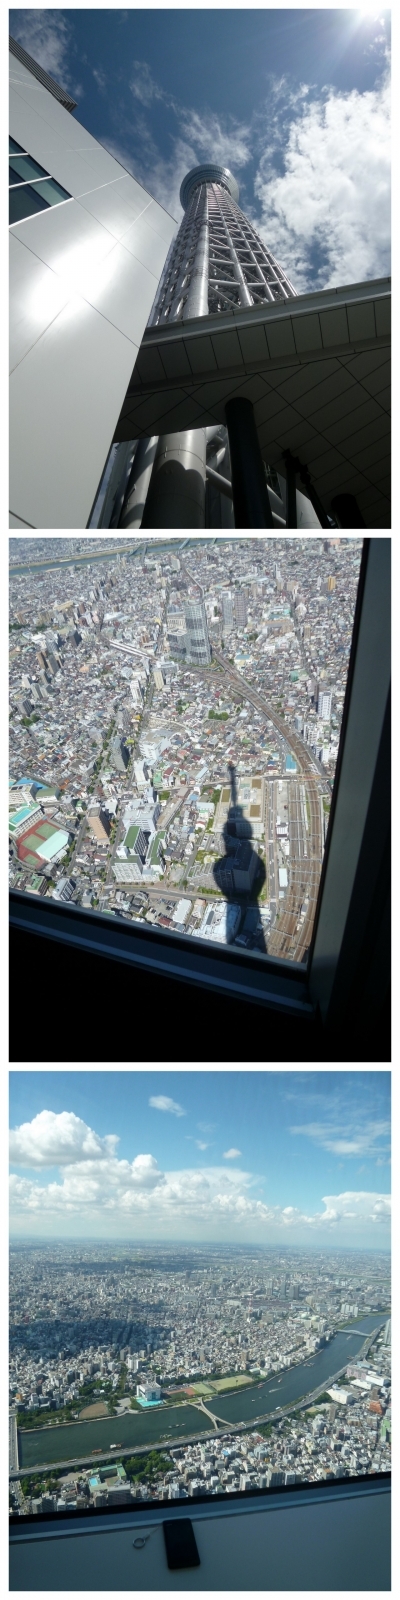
left=213, top=765, right=267, bottom=952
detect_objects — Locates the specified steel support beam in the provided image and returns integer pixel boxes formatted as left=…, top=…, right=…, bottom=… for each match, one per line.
left=225, top=397, right=274, bottom=527
left=206, top=463, right=233, bottom=499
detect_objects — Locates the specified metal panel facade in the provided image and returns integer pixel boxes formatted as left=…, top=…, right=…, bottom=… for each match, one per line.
left=9, top=51, right=177, bottom=528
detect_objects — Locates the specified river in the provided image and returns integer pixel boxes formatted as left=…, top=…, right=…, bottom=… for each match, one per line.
left=206, top=1313, right=388, bottom=1425
left=9, top=540, right=199, bottom=578
left=18, top=1403, right=212, bottom=1469
left=18, top=1313, right=388, bottom=1470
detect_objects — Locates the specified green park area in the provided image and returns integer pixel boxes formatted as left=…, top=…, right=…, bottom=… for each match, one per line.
left=191, top=1373, right=252, bottom=1397
left=210, top=1374, right=252, bottom=1393
left=19, top=1448, right=172, bottom=1502
left=124, top=1449, right=172, bottom=1484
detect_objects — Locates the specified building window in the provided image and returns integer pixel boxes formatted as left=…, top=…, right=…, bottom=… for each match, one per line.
left=9, top=137, right=71, bottom=225
left=9, top=152, right=51, bottom=184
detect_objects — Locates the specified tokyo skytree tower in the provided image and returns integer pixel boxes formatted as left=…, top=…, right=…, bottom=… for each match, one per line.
left=149, top=164, right=297, bottom=325
left=119, top=164, right=311, bottom=529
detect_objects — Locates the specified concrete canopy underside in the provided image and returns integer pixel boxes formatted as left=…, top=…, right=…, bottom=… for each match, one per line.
left=114, top=278, right=391, bottom=527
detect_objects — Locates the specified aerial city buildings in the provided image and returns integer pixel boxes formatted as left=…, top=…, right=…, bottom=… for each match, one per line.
left=9, top=1242, right=391, bottom=1516
left=9, top=36, right=390, bottom=529
left=9, top=535, right=364, bottom=958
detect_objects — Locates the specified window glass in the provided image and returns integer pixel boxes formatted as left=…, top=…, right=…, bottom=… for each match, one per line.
left=9, top=137, right=27, bottom=155
left=8, top=153, right=50, bottom=184
left=9, top=186, right=50, bottom=226
left=31, top=176, right=71, bottom=206
left=9, top=1068, right=391, bottom=1517
left=9, top=164, right=27, bottom=187
left=8, top=536, right=362, bottom=961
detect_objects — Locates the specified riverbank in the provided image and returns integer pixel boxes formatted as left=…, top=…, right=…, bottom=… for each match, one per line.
left=16, top=1313, right=386, bottom=1474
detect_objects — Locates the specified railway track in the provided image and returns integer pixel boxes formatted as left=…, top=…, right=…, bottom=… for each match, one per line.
left=212, top=651, right=324, bottom=962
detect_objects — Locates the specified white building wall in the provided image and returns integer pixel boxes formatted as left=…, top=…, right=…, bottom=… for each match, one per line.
left=9, top=50, right=177, bottom=528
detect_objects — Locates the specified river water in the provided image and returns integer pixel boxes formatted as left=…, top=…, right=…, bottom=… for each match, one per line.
left=207, top=1314, right=388, bottom=1425
left=10, top=542, right=197, bottom=578
left=18, top=1403, right=212, bottom=1469
left=18, top=1313, right=388, bottom=1470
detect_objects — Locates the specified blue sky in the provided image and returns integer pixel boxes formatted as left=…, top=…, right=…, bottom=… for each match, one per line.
left=9, top=1071, right=391, bottom=1247
left=10, top=8, right=391, bottom=291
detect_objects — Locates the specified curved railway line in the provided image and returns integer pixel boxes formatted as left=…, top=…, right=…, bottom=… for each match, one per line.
left=211, top=649, right=325, bottom=963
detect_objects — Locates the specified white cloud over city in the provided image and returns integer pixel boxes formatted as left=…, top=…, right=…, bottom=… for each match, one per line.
left=9, top=1110, right=120, bottom=1168
left=9, top=1113, right=391, bottom=1240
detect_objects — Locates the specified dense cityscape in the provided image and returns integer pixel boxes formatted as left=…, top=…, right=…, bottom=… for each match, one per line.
left=9, top=537, right=362, bottom=962
left=9, top=1243, right=390, bottom=1516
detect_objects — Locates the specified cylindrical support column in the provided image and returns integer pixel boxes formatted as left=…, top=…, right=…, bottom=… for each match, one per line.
left=331, top=493, right=366, bottom=528
left=225, top=398, right=274, bottom=527
left=283, top=451, right=297, bottom=527
left=183, top=190, right=209, bottom=319
left=141, top=429, right=207, bottom=528
left=118, top=436, right=158, bottom=528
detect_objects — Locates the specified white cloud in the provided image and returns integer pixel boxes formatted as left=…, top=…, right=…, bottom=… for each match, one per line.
left=253, top=72, right=390, bottom=290
left=179, top=110, right=251, bottom=170
left=290, top=1119, right=390, bottom=1159
left=223, top=1148, right=242, bottom=1159
left=9, top=1114, right=390, bottom=1239
left=9, top=1110, right=119, bottom=1168
left=93, top=68, right=107, bottom=94
left=195, top=1140, right=210, bottom=1151
left=149, top=1096, right=186, bottom=1117
left=9, top=1160, right=390, bottom=1237
left=10, top=10, right=73, bottom=88
left=126, top=134, right=198, bottom=221
left=320, top=1192, right=391, bottom=1226
left=130, top=60, right=169, bottom=108
left=9, top=1152, right=164, bottom=1215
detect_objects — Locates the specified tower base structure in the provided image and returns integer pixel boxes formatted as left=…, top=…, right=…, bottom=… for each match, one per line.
left=113, top=277, right=391, bottom=529
left=141, top=429, right=207, bottom=528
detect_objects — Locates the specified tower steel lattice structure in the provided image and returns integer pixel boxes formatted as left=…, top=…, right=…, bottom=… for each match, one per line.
left=118, top=164, right=303, bottom=528
left=149, top=164, right=297, bottom=327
